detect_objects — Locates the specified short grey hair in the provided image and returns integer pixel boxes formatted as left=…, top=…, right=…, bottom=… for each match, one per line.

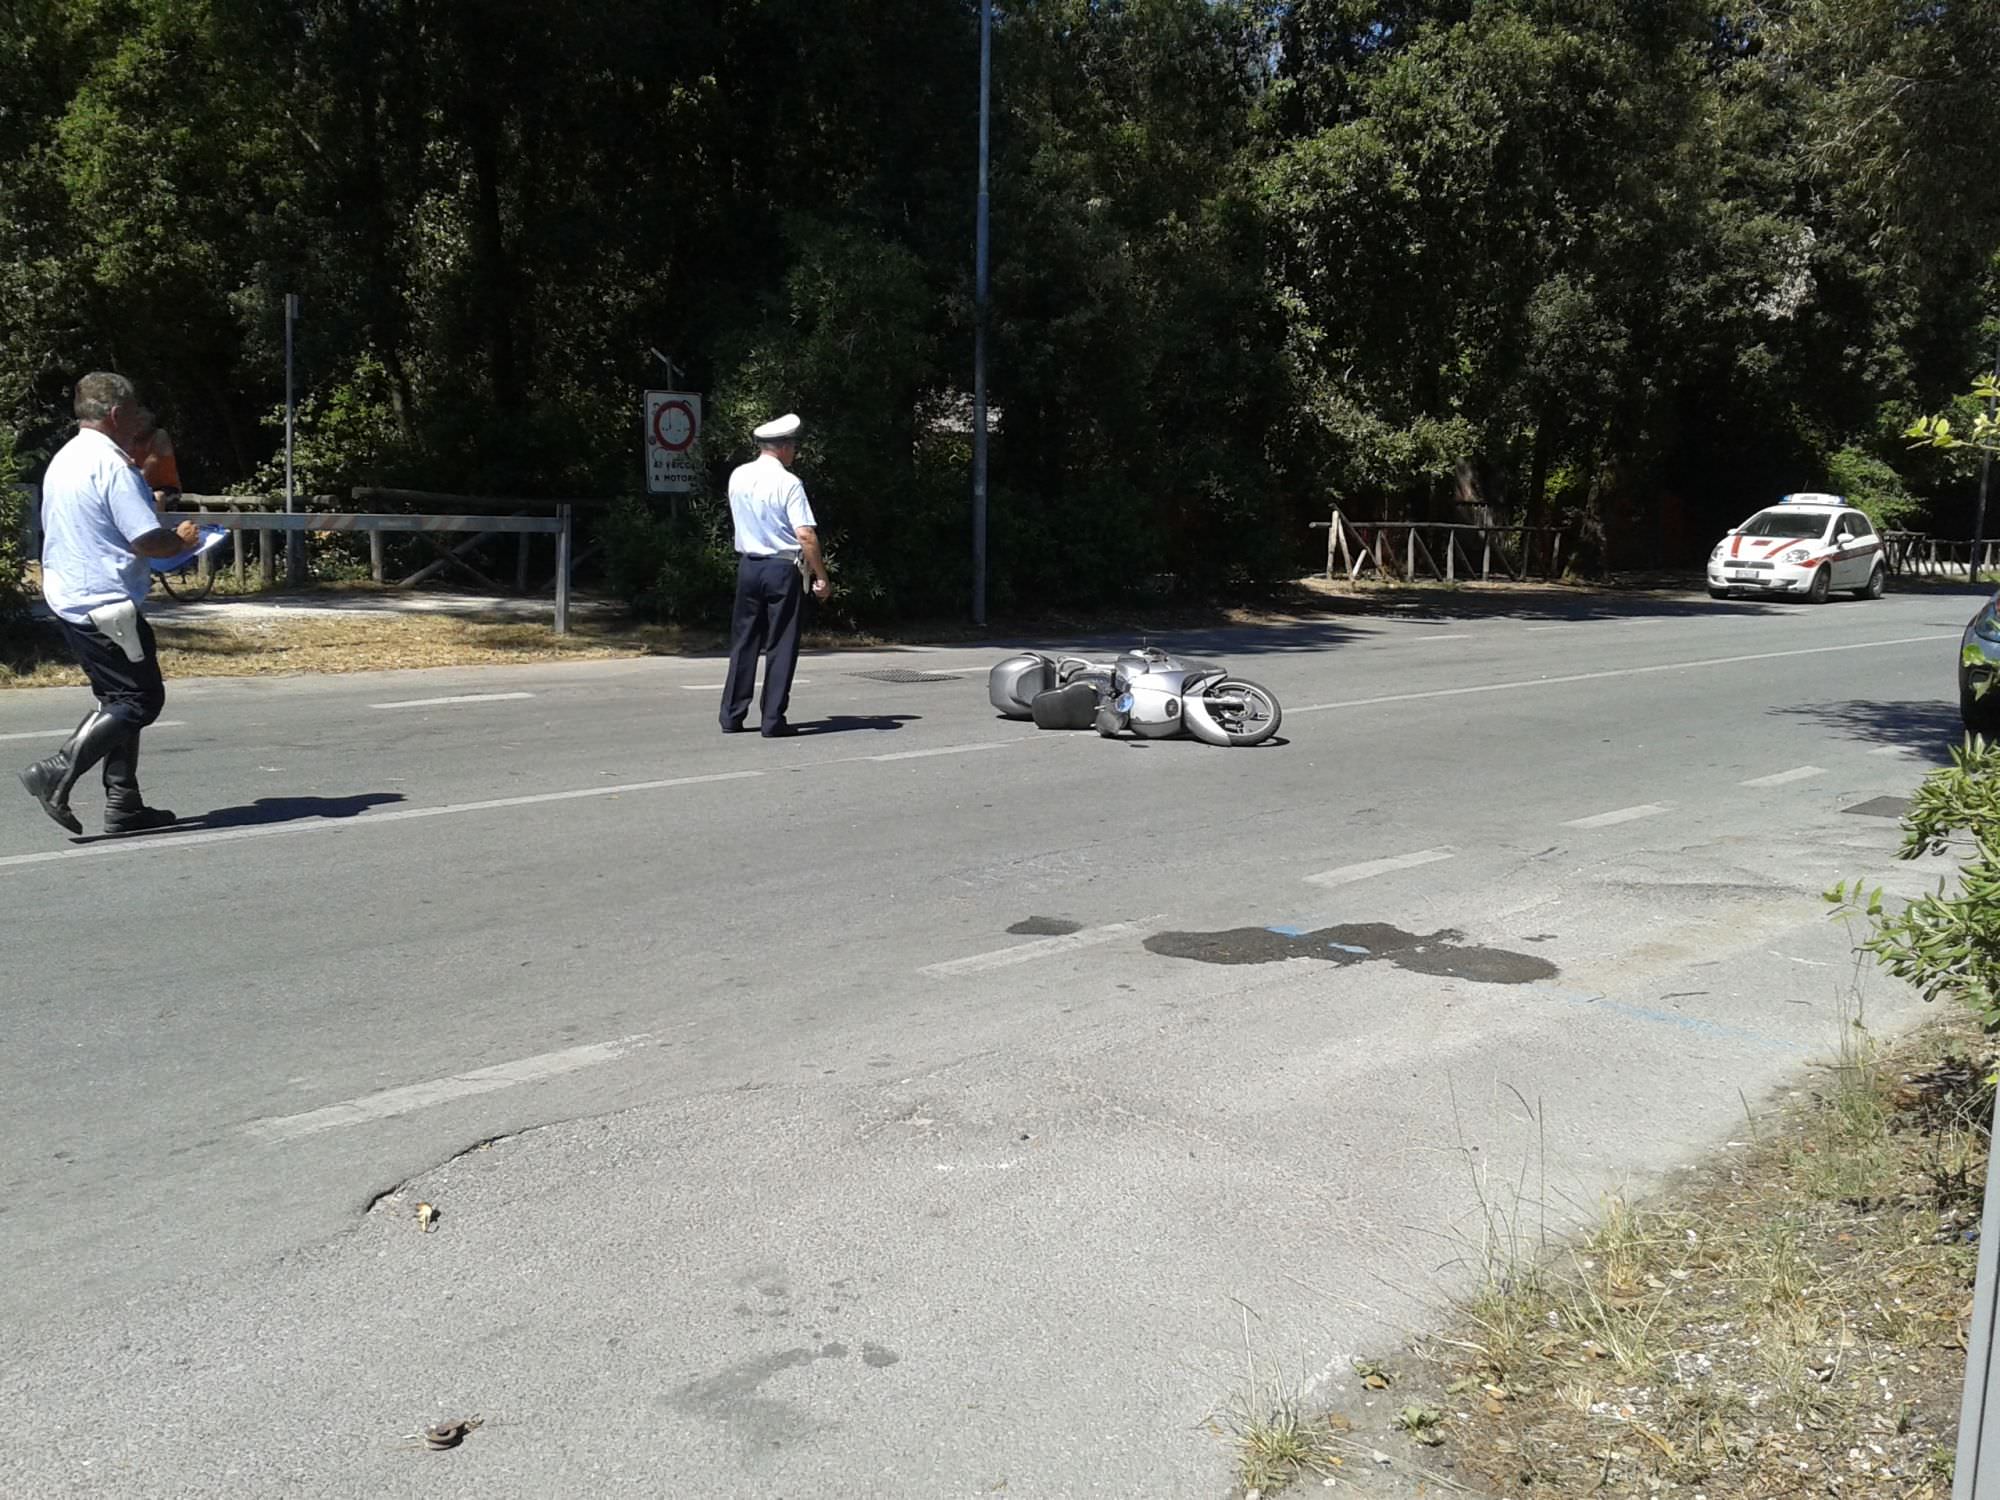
left=74, top=371, right=137, bottom=423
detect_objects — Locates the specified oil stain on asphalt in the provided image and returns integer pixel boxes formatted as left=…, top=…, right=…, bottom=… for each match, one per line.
left=1143, top=921, right=1557, bottom=985
left=1008, top=917, right=1083, bottom=936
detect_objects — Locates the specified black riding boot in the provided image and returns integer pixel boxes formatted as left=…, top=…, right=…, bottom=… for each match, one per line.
left=17, top=710, right=127, bottom=835
left=101, top=725, right=175, bottom=834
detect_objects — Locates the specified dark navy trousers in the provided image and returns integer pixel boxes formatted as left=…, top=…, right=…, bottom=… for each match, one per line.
left=59, top=614, right=166, bottom=728
left=720, top=557, right=804, bottom=733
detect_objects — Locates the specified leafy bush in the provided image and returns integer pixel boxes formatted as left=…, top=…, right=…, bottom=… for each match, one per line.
left=0, top=426, right=31, bottom=626
left=1831, top=737, right=2000, bottom=1031
left=1825, top=444, right=1922, bottom=531
left=602, top=497, right=738, bottom=625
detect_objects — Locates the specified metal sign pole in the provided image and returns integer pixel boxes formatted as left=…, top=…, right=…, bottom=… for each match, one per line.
left=1956, top=1093, right=2000, bottom=1496
left=284, top=293, right=302, bottom=586
left=970, top=0, right=991, bottom=628
left=1974, top=334, right=1999, bottom=588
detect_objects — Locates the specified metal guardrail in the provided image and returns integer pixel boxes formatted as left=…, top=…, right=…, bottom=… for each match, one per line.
left=1310, top=506, right=1571, bottom=583
left=187, top=507, right=576, bottom=633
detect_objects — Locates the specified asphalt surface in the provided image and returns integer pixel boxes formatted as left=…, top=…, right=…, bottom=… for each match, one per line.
left=0, top=586, right=1985, bottom=1498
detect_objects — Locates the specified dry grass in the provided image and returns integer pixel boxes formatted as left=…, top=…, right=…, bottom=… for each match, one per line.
left=1225, top=1015, right=1990, bottom=1498
left=0, top=608, right=910, bottom=687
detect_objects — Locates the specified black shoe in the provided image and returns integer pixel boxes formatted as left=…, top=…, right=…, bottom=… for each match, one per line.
left=104, top=804, right=178, bottom=836
left=18, top=758, right=82, bottom=835
left=721, top=720, right=747, bottom=734
left=760, top=723, right=799, bottom=738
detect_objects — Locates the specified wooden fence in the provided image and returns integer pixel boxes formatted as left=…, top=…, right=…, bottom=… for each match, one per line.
left=1310, top=506, right=1571, bottom=583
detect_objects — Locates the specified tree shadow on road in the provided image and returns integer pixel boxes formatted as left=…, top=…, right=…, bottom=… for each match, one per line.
left=1770, top=700, right=1967, bottom=766
left=189, top=792, right=409, bottom=829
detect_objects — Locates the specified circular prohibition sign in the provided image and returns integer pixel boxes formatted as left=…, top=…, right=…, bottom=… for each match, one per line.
left=651, top=398, right=697, bottom=453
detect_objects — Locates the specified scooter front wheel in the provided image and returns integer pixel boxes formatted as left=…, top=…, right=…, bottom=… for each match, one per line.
left=1183, top=677, right=1282, bottom=746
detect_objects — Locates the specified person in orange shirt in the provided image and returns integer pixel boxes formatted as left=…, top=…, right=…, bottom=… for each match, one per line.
left=123, top=410, right=182, bottom=504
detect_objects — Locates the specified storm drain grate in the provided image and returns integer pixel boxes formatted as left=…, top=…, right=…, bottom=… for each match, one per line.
left=852, top=669, right=964, bottom=684
left=1843, top=796, right=1912, bottom=819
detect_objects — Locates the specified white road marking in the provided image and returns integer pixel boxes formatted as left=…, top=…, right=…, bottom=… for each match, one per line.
left=1415, top=633, right=1471, bottom=642
left=0, top=719, right=185, bottom=743
left=370, top=692, right=535, bottom=709
left=1741, top=765, right=1825, bottom=787
left=1525, top=624, right=1578, bottom=632
left=1289, top=633, right=1957, bottom=715
left=1869, top=745, right=1917, bottom=757
left=0, top=770, right=766, bottom=872
left=1304, top=846, right=1456, bottom=887
left=868, top=741, right=1012, bottom=763
left=680, top=679, right=811, bottom=691
left=1563, top=804, right=1668, bottom=829
left=921, top=919, right=1159, bottom=978
left=245, top=1034, right=653, bottom=1142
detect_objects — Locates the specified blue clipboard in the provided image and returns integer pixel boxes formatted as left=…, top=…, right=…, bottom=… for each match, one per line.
left=148, top=526, right=231, bottom=573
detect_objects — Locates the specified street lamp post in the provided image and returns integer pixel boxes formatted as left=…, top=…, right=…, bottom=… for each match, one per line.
left=971, top=0, right=991, bottom=627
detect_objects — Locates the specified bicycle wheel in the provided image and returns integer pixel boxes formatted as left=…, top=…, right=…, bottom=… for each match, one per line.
left=156, top=559, right=217, bottom=603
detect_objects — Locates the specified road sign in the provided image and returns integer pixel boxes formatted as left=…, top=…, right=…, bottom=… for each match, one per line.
left=645, top=391, right=702, bottom=495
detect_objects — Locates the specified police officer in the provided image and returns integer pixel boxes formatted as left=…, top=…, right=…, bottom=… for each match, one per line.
left=17, top=372, right=200, bottom=835
left=719, top=412, right=832, bottom=738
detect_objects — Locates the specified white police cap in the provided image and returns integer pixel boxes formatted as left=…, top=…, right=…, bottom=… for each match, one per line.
left=753, top=412, right=802, bottom=441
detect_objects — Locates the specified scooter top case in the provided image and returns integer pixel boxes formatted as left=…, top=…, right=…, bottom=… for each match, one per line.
left=989, top=652, right=1056, bottom=718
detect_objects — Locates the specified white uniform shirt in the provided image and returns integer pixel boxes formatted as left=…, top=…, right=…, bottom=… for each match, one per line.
left=39, top=427, right=164, bottom=624
left=727, top=452, right=817, bottom=557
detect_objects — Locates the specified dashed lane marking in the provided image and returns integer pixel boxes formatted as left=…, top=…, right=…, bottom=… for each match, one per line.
left=0, top=771, right=766, bottom=873
left=244, top=1034, right=655, bottom=1141
left=370, top=692, right=536, bottom=709
left=0, top=719, right=185, bottom=743
left=1740, top=765, right=1825, bottom=787
left=1563, top=804, right=1668, bottom=829
left=921, top=919, right=1160, bottom=978
left=1303, top=847, right=1456, bottom=887
left=1289, top=633, right=1957, bottom=715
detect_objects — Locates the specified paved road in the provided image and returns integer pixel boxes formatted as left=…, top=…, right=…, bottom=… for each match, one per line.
left=0, top=588, right=1982, bottom=1497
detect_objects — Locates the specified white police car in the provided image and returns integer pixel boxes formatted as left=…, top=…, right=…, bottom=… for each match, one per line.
left=1706, top=493, right=1887, bottom=604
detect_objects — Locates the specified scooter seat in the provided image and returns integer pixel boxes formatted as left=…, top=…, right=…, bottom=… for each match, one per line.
left=1031, top=680, right=1103, bottom=730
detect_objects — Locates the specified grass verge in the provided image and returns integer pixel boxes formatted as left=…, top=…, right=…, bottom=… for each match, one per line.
left=1223, top=1014, right=1990, bottom=1497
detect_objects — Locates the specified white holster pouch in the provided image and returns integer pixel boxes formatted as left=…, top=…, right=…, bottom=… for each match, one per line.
left=86, top=600, right=146, bottom=663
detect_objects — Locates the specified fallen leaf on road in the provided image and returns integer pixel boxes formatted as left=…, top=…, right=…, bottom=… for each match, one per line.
left=423, top=1416, right=482, bottom=1450
left=415, top=1202, right=439, bottom=1233
left=1354, top=1359, right=1393, bottom=1390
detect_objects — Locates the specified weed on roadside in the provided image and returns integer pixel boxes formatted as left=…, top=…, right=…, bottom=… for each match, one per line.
left=1222, top=1014, right=1988, bottom=1498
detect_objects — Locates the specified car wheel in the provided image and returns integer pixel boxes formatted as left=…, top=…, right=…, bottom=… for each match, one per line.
left=1963, top=682, right=2000, bottom=739
left=1858, top=562, right=1886, bottom=600
left=1807, top=565, right=1831, bottom=604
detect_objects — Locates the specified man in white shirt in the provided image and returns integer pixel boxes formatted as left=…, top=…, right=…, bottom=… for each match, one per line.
left=719, top=412, right=832, bottom=738
left=17, top=371, right=201, bottom=836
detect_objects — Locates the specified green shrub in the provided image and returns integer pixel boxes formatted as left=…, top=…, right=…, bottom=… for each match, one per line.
left=602, top=497, right=738, bottom=625
left=1825, top=444, right=1922, bottom=531
left=1831, top=737, right=2000, bottom=1031
left=0, top=427, right=31, bottom=625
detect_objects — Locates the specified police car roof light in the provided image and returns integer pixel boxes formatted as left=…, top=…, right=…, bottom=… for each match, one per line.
left=1780, top=492, right=1844, bottom=506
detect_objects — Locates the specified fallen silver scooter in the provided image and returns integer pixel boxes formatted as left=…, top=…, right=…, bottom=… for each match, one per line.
left=988, top=647, right=1282, bottom=746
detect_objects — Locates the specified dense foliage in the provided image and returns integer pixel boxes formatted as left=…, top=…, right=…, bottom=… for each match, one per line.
left=3, top=0, right=1996, bottom=617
